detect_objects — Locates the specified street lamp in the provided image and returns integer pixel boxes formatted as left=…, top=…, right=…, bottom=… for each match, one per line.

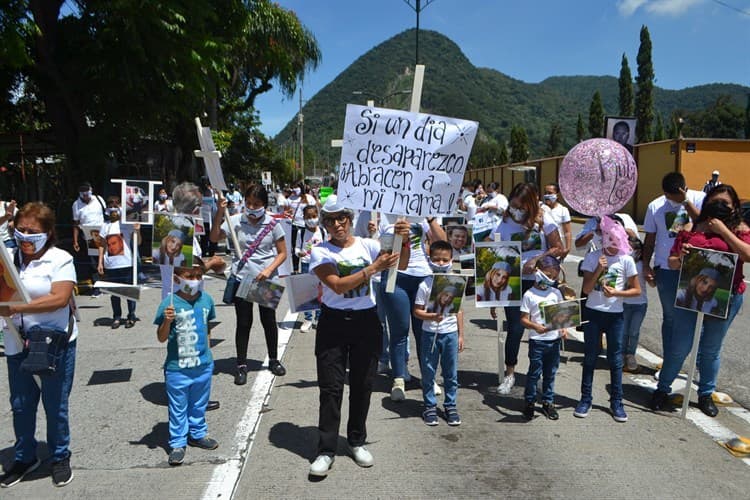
left=351, top=90, right=412, bottom=107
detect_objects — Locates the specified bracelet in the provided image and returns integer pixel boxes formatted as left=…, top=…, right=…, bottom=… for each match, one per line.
left=427, top=217, right=436, bottom=224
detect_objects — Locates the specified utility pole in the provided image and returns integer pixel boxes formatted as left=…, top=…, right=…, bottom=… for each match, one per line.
left=298, top=87, right=304, bottom=177
left=403, top=0, right=436, bottom=65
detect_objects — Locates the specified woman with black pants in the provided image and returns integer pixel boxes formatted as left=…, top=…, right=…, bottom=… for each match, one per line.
left=210, top=185, right=288, bottom=384
left=307, top=196, right=410, bottom=477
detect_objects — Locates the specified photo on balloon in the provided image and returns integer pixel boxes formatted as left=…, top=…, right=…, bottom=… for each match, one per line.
left=675, top=247, right=737, bottom=319
left=425, top=274, right=468, bottom=316
left=286, top=273, right=322, bottom=314
left=0, top=247, right=30, bottom=305
left=540, top=299, right=583, bottom=331
left=604, top=116, right=637, bottom=155
left=152, top=213, right=194, bottom=268
left=474, top=241, right=522, bottom=307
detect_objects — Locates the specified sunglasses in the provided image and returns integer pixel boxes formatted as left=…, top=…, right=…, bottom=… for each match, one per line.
left=322, top=214, right=349, bottom=226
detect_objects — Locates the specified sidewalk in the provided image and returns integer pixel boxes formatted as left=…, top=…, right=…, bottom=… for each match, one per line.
left=1, top=259, right=749, bottom=499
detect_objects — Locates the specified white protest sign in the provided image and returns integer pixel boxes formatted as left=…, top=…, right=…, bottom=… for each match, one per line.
left=194, top=117, right=228, bottom=192
left=337, top=104, right=478, bottom=218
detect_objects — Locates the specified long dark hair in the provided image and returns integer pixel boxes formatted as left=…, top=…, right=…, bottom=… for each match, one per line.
left=696, top=184, right=742, bottom=230
left=505, top=182, right=541, bottom=227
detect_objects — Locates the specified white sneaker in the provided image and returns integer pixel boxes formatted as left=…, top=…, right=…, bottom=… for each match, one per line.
left=434, top=382, right=442, bottom=396
left=391, top=378, right=406, bottom=401
left=309, top=455, right=334, bottom=476
left=496, top=373, right=515, bottom=395
left=351, top=446, right=374, bottom=467
left=300, top=320, right=313, bottom=332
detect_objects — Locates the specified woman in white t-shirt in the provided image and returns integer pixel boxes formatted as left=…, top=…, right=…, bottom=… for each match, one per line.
left=306, top=196, right=410, bottom=477
left=488, top=182, right=563, bottom=395
left=576, top=215, right=641, bottom=423
left=0, top=202, right=77, bottom=487
left=97, top=198, right=140, bottom=329
left=153, top=188, right=174, bottom=213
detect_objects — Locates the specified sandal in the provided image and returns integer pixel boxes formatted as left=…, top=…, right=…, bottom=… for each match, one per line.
left=111, top=319, right=121, bottom=329
left=125, top=319, right=136, bottom=329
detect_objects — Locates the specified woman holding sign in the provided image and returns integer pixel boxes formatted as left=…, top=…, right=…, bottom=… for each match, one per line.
left=307, top=196, right=410, bottom=476
left=651, top=184, right=750, bottom=417
left=488, top=182, right=563, bottom=395
left=210, top=185, right=288, bottom=385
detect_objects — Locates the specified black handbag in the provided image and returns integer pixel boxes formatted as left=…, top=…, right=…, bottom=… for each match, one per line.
left=19, top=319, right=72, bottom=377
left=222, top=275, right=241, bottom=305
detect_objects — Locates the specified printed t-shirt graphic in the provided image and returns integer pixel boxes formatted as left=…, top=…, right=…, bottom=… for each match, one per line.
left=337, top=257, right=370, bottom=299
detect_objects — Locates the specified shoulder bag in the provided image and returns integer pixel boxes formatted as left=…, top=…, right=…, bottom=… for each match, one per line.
left=222, top=218, right=278, bottom=304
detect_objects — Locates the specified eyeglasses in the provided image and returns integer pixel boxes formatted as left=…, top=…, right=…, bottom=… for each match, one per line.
left=322, top=214, right=349, bottom=226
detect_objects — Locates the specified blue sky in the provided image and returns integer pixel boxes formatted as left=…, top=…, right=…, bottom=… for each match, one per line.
left=255, top=0, right=750, bottom=137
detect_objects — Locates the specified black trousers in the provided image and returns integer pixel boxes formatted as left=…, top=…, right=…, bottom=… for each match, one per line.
left=291, top=225, right=304, bottom=272
left=315, top=306, right=381, bottom=456
left=234, top=299, right=279, bottom=364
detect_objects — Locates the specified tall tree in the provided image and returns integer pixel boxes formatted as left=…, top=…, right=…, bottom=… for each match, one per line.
left=576, top=114, right=585, bottom=142
left=588, top=91, right=605, bottom=138
left=635, top=25, right=655, bottom=143
left=509, top=125, right=529, bottom=163
left=499, top=142, right=509, bottom=165
left=546, top=122, right=562, bottom=156
left=618, top=53, right=634, bottom=116
left=654, top=113, right=666, bottom=141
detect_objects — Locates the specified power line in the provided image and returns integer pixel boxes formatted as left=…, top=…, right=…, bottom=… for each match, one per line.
left=710, top=0, right=750, bottom=16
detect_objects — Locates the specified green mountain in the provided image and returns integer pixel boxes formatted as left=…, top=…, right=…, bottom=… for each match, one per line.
left=273, top=29, right=749, bottom=167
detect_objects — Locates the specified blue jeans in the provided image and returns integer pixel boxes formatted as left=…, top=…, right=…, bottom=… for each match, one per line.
left=657, top=292, right=743, bottom=397
left=503, top=280, right=534, bottom=367
left=165, top=362, right=213, bottom=448
left=6, top=339, right=77, bottom=462
left=581, top=309, right=624, bottom=402
left=524, top=338, right=561, bottom=404
left=375, top=280, right=390, bottom=365
left=623, top=303, right=648, bottom=356
left=655, top=267, right=680, bottom=357
left=105, top=266, right=136, bottom=321
left=381, top=272, right=426, bottom=379
left=420, top=330, right=459, bottom=408
left=300, top=263, right=321, bottom=323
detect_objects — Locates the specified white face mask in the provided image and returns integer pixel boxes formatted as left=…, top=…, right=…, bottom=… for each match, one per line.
left=246, top=206, right=265, bottom=219
left=176, top=276, right=201, bottom=296
left=508, top=206, right=527, bottom=222
left=80, top=190, right=92, bottom=201
left=305, top=218, right=319, bottom=228
left=293, top=187, right=301, bottom=196
left=543, top=194, right=557, bottom=204
left=429, top=260, right=453, bottom=273
left=535, top=269, right=557, bottom=289
left=14, top=229, right=49, bottom=253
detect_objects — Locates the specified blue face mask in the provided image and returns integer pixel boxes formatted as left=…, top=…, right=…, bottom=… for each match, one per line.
left=15, top=229, right=48, bottom=253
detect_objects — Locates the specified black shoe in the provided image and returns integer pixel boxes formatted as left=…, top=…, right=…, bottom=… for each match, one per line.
left=649, top=389, right=670, bottom=411
left=168, top=447, right=185, bottom=466
left=0, top=458, right=41, bottom=488
left=235, top=365, right=247, bottom=385
left=523, top=402, right=535, bottom=420
left=188, top=436, right=219, bottom=450
left=207, top=400, right=220, bottom=411
left=541, top=402, right=559, bottom=420
left=269, top=359, right=286, bottom=376
left=125, top=319, right=135, bottom=329
left=698, top=395, right=719, bottom=417
left=111, top=319, right=121, bottom=329
left=50, top=457, right=73, bottom=487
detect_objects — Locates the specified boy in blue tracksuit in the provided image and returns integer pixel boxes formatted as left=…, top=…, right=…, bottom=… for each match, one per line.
left=154, top=266, right=219, bottom=465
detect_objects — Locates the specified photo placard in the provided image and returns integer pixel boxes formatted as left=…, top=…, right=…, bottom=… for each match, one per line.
left=474, top=241, right=522, bottom=307
left=675, top=247, right=738, bottom=319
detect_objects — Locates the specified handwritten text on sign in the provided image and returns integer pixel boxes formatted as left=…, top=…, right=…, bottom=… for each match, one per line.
left=337, top=104, right=478, bottom=217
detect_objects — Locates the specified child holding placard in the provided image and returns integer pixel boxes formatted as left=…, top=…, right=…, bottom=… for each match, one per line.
left=413, top=240, right=465, bottom=426
left=519, top=255, right=566, bottom=421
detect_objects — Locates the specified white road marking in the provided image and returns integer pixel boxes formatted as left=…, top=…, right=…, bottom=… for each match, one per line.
left=201, top=308, right=297, bottom=500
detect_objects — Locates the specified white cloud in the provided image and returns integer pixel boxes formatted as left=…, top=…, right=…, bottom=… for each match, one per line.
left=617, top=0, right=704, bottom=16
left=617, top=0, right=649, bottom=16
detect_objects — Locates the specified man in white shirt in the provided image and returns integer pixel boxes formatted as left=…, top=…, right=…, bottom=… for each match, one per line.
left=642, top=172, right=704, bottom=357
left=72, top=182, right=107, bottom=296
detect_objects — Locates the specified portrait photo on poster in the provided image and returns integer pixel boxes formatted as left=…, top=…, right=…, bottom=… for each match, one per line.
left=152, top=213, right=194, bottom=268
left=81, top=224, right=104, bottom=257
left=238, top=278, right=285, bottom=310
left=286, top=273, right=322, bottom=314
left=541, top=299, right=584, bottom=331
left=604, top=116, right=636, bottom=155
left=445, top=224, right=473, bottom=262
left=675, top=247, right=738, bottom=319
left=112, top=179, right=160, bottom=225
left=474, top=241, right=522, bottom=307
left=425, top=274, right=468, bottom=316
left=0, top=247, right=30, bottom=305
